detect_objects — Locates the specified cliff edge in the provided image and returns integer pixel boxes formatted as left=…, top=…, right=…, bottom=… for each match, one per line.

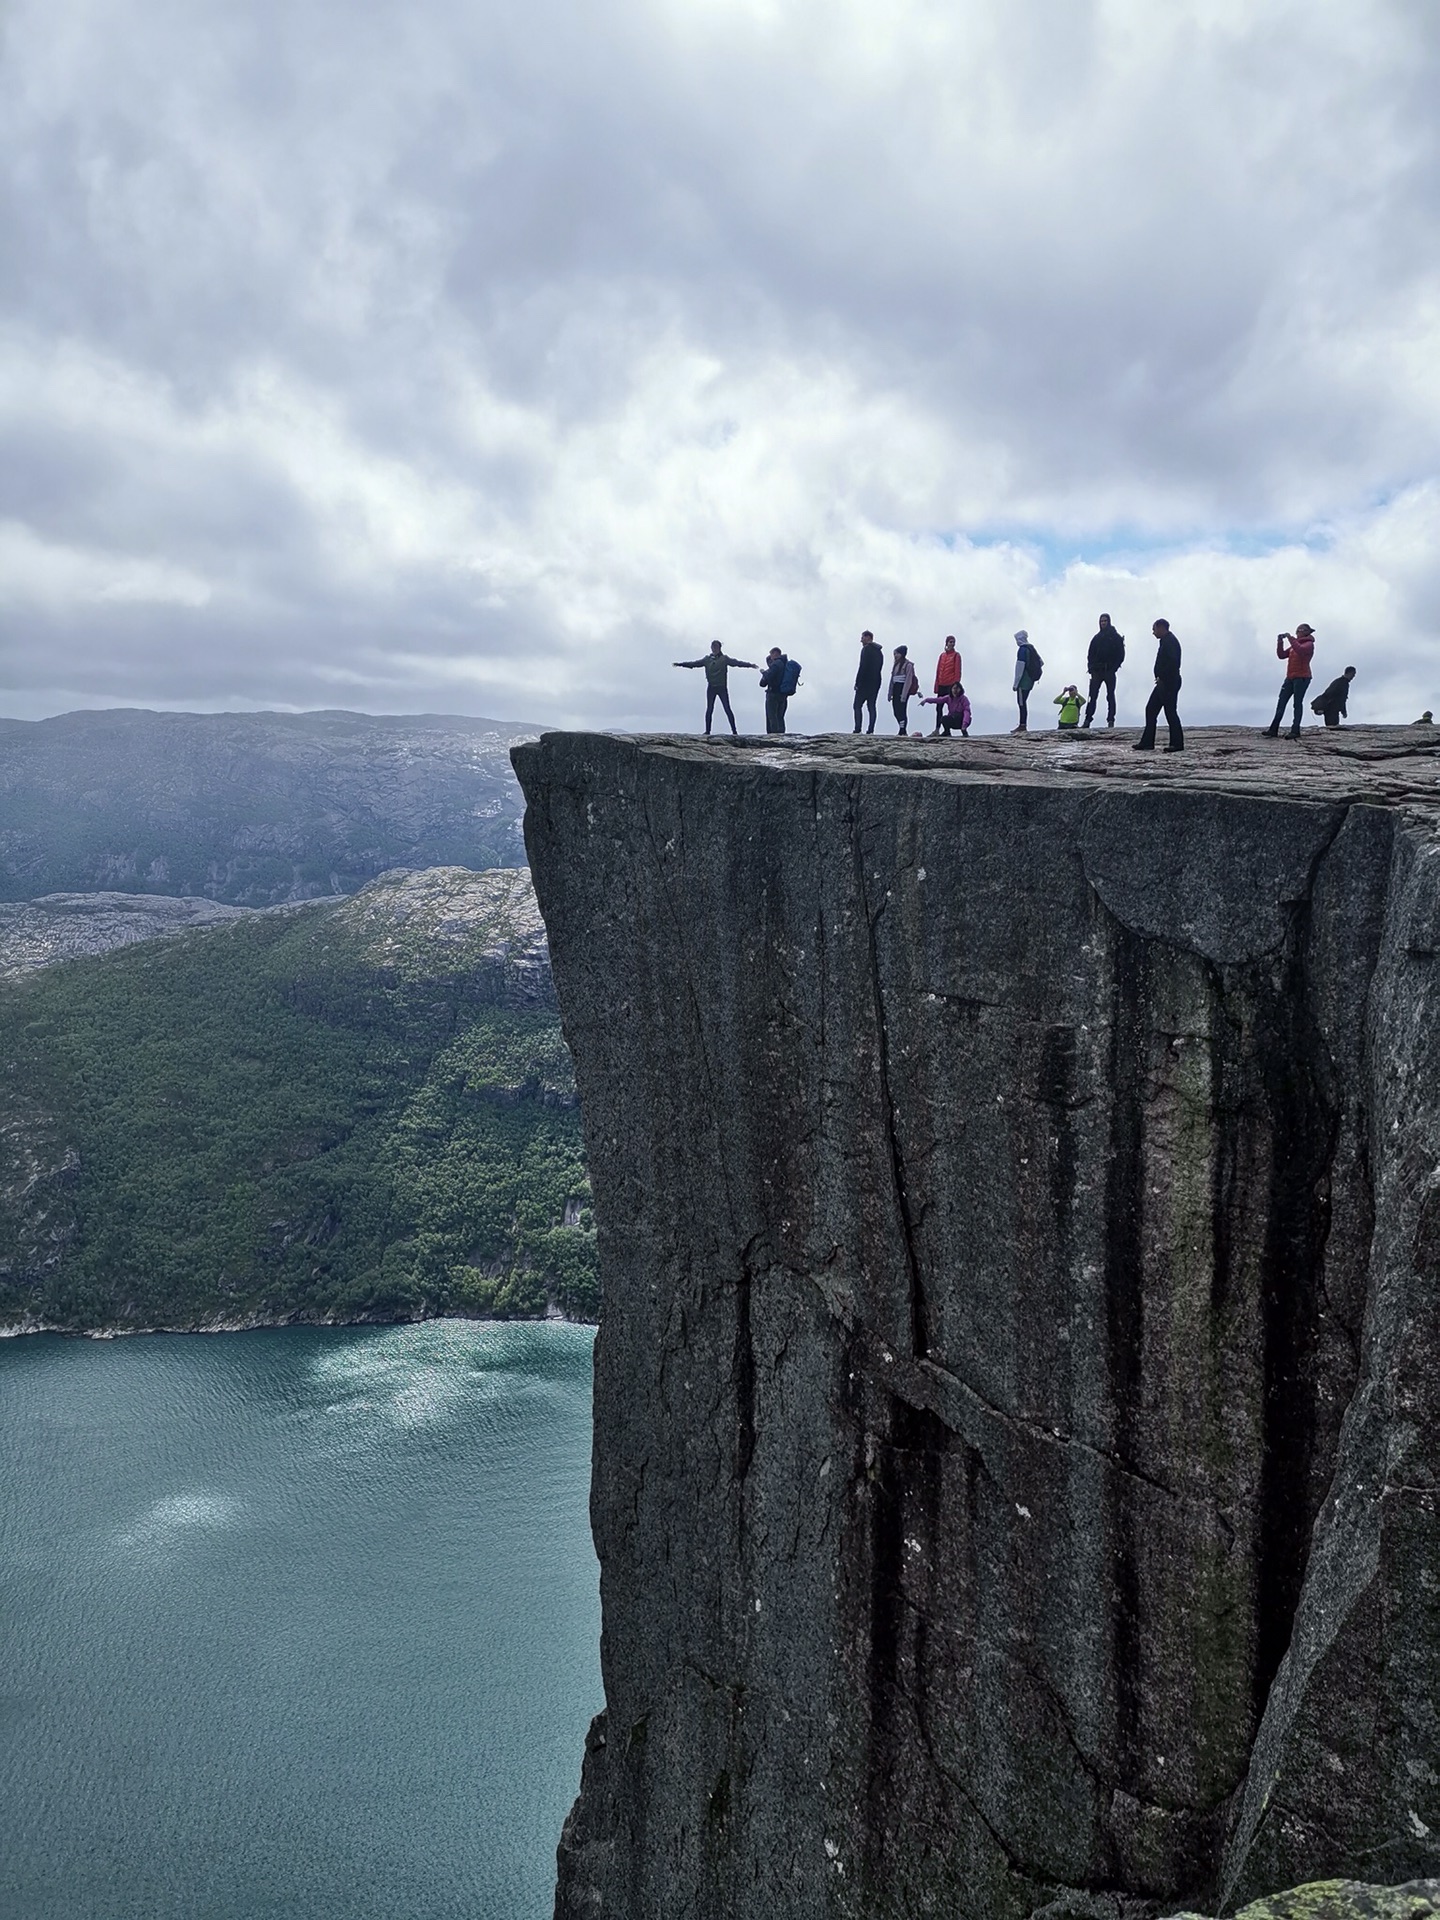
left=513, top=726, right=1440, bottom=1919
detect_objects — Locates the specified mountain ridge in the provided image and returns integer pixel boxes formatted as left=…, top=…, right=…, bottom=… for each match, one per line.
left=0, top=707, right=536, bottom=903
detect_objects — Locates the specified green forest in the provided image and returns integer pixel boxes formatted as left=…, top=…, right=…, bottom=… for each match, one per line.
left=0, top=879, right=596, bottom=1332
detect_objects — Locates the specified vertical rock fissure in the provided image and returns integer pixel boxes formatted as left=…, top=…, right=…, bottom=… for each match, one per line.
left=1251, top=898, right=1341, bottom=1719
left=1101, top=915, right=1149, bottom=1786
left=861, top=1398, right=952, bottom=1902
left=855, top=821, right=930, bottom=1359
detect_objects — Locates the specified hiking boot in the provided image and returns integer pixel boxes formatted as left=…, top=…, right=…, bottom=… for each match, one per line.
left=1132, top=741, right=1154, bottom=751
left=1262, top=725, right=1279, bottom=738
left=1011, top=725, right=1027, bottom=734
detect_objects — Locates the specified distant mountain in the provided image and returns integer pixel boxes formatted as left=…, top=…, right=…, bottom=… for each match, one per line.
left=0, top=866, right=595, bottom=1332
left=0, top=708, right=536, bottom=904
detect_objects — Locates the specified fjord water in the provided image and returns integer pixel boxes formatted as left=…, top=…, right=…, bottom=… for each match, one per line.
left=0, top=1321, right=601, bottom=1920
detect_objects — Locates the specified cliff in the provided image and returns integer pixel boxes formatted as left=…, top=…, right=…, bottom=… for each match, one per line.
left=514, top=726, right=1440, bottom=1920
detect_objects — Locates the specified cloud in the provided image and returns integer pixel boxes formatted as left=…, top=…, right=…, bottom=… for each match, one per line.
left=0, top=0, right=1436, bottom=731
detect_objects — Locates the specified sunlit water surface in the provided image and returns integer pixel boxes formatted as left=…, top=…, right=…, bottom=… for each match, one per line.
left=0, top=1320, right=601, bottom=1920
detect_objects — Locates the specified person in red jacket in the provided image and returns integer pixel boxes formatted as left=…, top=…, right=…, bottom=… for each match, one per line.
left=930, top=637, right=962, bottom=735
left=1262, top=625, right=1316, bottom=738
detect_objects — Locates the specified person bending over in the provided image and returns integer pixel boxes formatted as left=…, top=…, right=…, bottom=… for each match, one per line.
left=1312, top=666, right=1356, bottom=729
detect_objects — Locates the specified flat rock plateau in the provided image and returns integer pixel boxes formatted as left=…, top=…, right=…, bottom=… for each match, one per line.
left=515, top=725, right=1440, bottom=1920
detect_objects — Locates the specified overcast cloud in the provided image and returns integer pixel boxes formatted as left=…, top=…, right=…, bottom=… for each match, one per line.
left=1, top=0, right=1438, bottom=734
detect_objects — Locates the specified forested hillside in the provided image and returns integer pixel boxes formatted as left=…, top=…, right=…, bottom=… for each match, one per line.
left=0, top=868, right=596, bottom=1332
left=0, top=709, right=533, bottom=903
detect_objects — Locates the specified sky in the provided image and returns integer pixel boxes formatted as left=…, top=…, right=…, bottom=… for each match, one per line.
left=1, top=0, right=1437, bottom=736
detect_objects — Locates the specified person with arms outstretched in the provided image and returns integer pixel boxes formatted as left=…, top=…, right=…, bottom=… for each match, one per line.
left=853, top=630, right=884, bottom=733
left=1132, top=619, right=1184, bottom=752
left=675, top=641, right=757, bottom=736
left=1262, top=625, right=1316, bottom=738
left=1081, top=615, right=1125, bottom=728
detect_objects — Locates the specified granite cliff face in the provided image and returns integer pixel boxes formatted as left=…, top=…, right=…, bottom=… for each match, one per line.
left=514, top=728, right=1440, bottom=1920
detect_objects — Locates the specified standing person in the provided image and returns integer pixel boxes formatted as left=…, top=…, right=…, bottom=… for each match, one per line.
left=1054, top=685, right=1082, bottom=729
left=931, top=636, right=962, bottom=735
left=1312, top=666, right=1356, bottom=729
left=1262, top=625, right=1316, bottom=738
left=853, top=630, right=884, bottom=733
left=1012, top=631, right=1043, bottom=733
left=759, top=648, right=791, bottom=734
left=1081, top=614, right=1125, bottom=729
left=889, top=647, right=919, bottom=734
left=675, top=641, right=757, bottom=736
left=1132, top=619, right=1184, bottom=751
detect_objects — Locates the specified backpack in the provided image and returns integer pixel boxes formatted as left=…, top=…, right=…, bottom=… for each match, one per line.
left=780, top=657, right=802, bottom=696
left=1025, top=646, right=1044, bottom=684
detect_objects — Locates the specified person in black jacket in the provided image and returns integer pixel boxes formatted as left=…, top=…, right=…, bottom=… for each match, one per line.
left=1081, top=614, right=1125, bottom=729
left=1132, top=619, right=1184, bottom=751
left=853, top=630, right=884, bottom=733
left=760, top=648, right=790, bottom=734
left=1311, top=667, right=1355, bottom=728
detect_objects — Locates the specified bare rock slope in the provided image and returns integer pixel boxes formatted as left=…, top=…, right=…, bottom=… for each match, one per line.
left=0, top=892, right=254, bottom=976
left=514, top=726, right=1440, bottom=1920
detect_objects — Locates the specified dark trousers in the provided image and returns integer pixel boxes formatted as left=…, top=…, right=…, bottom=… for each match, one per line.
left=704, top=686, right=737, bottom=734
left=1083, top=671, right=1117, bottom=726
left=1322, top=709, right=1341, bottom=728
left=1267, top=678, right=1310, bottom=735
left=891, top=691, right=911, bottom=734
left=1015, top=686, right=1030, bottom=729
left=853, top=690, right=878, bottom=733
left=765, top=690, right=788, bottom=734
left=1138, top=676, right=1183, bottom=749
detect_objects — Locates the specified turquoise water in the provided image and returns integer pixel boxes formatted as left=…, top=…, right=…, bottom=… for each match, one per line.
left=0, top=1320, right=601, bottom=1920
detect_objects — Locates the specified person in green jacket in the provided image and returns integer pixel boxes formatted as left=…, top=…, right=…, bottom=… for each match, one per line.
left=675, top=641, right=758, bottom=735
left=1055, top=685, right=1082, bottom=729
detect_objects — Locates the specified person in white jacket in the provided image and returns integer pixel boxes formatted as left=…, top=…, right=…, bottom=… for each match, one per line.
left=889, top=647, right=920, bottom=734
